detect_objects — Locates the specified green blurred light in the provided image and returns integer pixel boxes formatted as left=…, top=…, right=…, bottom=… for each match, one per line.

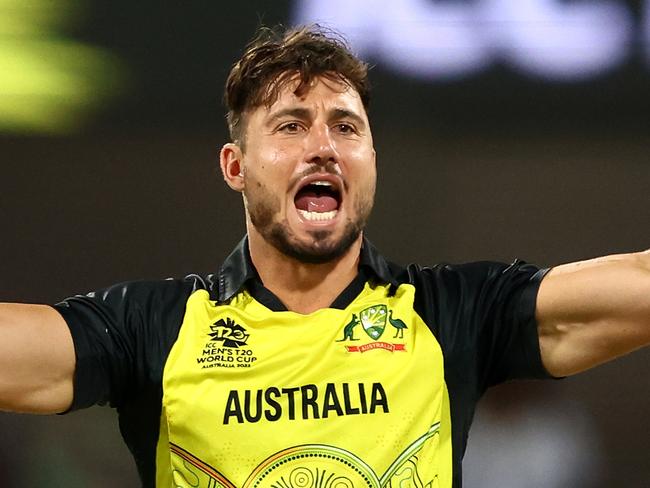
left=0, top=0, right=125, bottom=134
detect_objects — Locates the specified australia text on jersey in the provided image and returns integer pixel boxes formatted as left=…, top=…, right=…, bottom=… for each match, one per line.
left=223, top=382, right=389, bottom=424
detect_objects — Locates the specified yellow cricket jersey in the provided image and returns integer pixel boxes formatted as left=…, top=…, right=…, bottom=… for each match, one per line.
left=56, top=237, right=550, bottom=488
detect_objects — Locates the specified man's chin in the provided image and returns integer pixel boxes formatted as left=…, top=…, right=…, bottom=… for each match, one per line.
left=268, top=227, right=361, bottom=265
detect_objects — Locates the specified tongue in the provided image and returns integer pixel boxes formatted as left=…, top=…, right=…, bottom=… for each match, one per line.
left=295, top=191, right=338, bottom=212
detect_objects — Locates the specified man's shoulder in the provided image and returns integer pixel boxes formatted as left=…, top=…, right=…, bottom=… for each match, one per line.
left=58, top=272, right=221, bottom=310
left=387, top=259, right=540, bottom=286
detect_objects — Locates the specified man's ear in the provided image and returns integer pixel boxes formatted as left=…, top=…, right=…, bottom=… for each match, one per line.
left=220, top=143, right=244, bottom=192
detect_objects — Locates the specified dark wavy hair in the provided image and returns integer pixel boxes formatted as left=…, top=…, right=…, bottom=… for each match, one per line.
left=224, top=25, right=370, bottom=145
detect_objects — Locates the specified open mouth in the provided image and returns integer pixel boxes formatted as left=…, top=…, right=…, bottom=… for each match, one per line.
left=294, top=180, right=342, bottom=222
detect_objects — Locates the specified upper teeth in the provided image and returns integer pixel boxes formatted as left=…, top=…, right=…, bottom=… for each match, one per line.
left=312, top=181, right=332, bottom=187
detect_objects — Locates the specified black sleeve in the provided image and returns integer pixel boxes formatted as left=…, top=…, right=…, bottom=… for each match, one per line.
left=412, top=260, right=551, bottom=394
left=53, top=277, right=201, bottom=411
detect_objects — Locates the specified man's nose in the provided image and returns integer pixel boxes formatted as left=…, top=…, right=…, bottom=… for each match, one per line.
left=304, top=124, right=338, bottom=166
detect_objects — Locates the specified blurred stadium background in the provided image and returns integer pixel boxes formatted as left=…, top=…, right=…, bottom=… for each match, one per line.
left=0, top=0, right=649, bottom=486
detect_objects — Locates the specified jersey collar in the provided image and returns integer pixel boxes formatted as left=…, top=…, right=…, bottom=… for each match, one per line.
left=216, top=235, right=398, bottom=303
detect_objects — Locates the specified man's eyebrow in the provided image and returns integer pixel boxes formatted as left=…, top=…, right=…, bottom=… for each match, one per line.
left=265, top=106, right=367, bottom=128
left=330, top=108, right=366, bottom=128
left=266, top=107, right=311, bottom=124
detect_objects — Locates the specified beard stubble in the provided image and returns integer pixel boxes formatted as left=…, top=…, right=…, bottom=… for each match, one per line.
left=244, top=171, right=374, bottom=264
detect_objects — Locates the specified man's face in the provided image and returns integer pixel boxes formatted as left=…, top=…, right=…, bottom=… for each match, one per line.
left=237, top=76, right=376, bottom=264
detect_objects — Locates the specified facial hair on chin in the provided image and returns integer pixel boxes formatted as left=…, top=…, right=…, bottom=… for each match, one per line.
left=267, top=220, right=363, bottom=264
left=245, top=178, right=372, bottom=265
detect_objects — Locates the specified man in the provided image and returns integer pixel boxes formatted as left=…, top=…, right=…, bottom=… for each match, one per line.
left=1, top=25, right=649, bottom=488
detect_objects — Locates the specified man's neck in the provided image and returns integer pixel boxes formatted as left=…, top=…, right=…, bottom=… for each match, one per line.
left=247, top=231, right=362, bottom=315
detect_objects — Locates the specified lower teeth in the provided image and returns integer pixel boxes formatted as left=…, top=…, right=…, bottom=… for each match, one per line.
left=298, top=209, right=338, bottom=221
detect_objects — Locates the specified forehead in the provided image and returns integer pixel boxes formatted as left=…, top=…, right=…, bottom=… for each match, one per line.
left=256, top=75, right=368, bottom=120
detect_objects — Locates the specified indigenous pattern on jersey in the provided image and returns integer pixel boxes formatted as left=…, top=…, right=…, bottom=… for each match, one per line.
left=54, top=238, right=550, bottom=488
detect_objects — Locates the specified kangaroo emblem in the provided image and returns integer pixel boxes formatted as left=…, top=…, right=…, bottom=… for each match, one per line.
left=337, top=313, right=360, bottom=341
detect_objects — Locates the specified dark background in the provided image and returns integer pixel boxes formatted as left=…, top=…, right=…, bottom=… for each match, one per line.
left=1, top=1, right=649, bottom=486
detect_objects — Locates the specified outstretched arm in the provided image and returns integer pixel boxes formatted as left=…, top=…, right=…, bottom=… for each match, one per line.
left=537, top=250, right=650, bottom=377
left=0, top=304, right=75, bottom=413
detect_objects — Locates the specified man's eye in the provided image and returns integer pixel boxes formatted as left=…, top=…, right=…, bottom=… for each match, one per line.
left=279, top=122, right=303, bottom=133
left=335, top=123, right=356, bottom=134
